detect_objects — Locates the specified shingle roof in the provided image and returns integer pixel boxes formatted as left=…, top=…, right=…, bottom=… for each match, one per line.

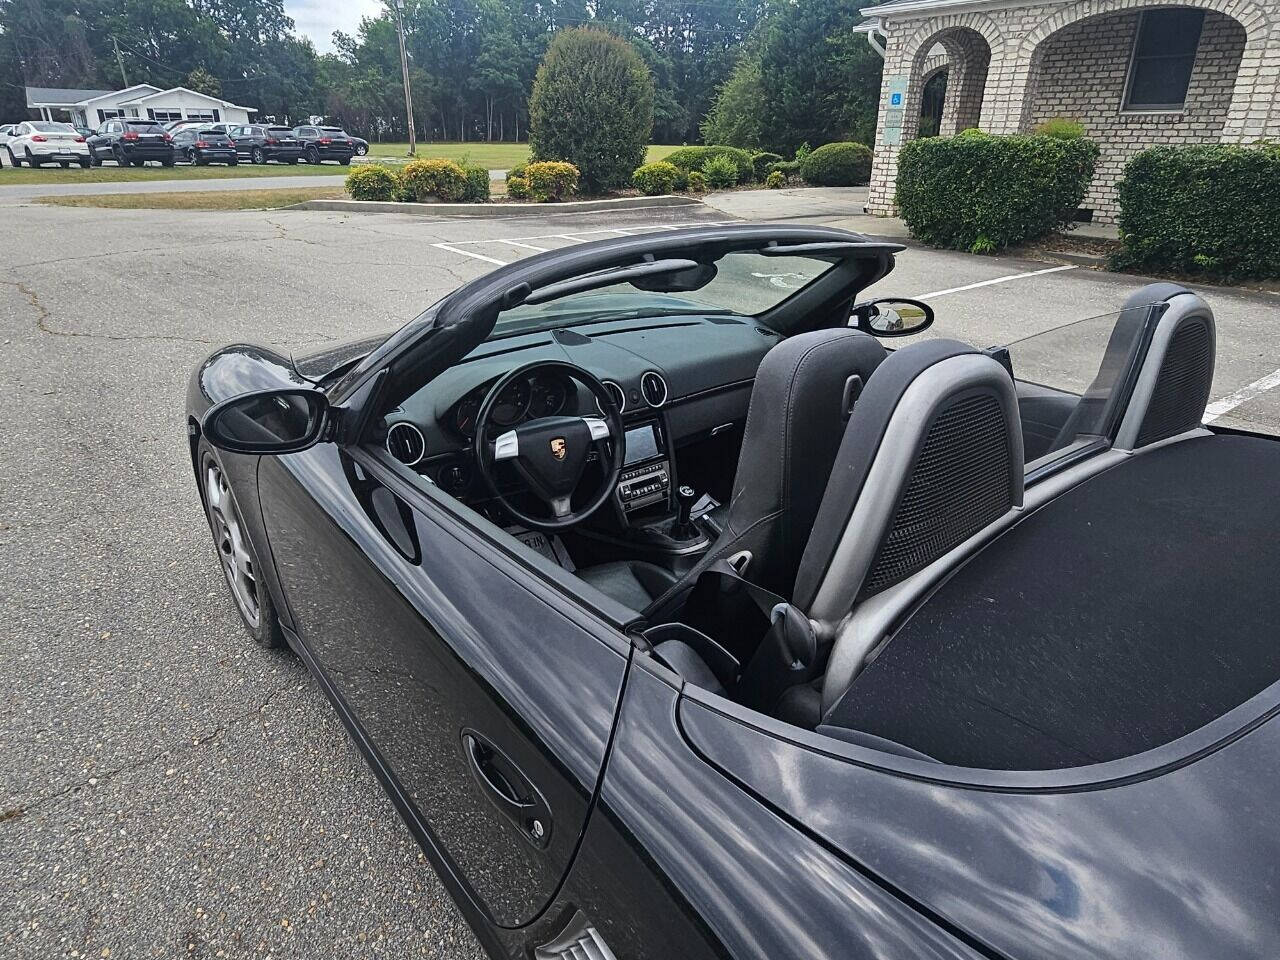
left=25, top=86, right=113, bottom=106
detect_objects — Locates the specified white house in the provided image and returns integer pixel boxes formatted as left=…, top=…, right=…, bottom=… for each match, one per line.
left=25, top=84, right=256, bottom=129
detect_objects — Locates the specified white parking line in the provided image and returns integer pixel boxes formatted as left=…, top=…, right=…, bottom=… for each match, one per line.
left=914, top=265, right=1077, bottom=299
left=1204, top=367, right=1280, bottom=423
left=497, top=239, right=548, bottom=251
left=432, top=242, right=508, bottom=266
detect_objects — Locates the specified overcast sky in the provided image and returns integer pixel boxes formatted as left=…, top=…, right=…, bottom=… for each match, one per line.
left=285, top=0, right=384, bottom=53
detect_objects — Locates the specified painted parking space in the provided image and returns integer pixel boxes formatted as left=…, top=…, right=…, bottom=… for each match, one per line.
left=430, top=219, right=742, bottom=265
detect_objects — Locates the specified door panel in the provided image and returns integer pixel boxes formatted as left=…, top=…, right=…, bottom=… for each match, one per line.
left=258, top=445, right=628, bottom=926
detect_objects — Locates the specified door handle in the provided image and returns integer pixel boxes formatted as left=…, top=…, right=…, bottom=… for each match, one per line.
left=461, top=730, right=552, bottom=848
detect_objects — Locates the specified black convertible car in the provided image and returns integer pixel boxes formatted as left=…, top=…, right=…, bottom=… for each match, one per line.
left=188, top=225, right=1280, bottom=960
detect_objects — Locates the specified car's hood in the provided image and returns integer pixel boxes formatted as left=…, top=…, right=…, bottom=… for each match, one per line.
left=682, top=695, right=1280, bottom=960
left=292, top=332, right=392, bottom=383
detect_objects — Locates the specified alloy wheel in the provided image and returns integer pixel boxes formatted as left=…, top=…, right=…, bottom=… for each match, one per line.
left=204, top=460, right=261, bottom=629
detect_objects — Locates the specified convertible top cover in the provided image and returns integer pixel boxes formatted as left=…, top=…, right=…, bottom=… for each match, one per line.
left=827, top=434, right=1280, bottom=770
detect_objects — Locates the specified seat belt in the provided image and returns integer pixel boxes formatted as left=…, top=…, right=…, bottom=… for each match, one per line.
left=676, top=559, right=821, bottom=713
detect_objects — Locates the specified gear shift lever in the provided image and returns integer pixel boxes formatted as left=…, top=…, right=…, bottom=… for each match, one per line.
left=673, top=484, right=699, bottom=541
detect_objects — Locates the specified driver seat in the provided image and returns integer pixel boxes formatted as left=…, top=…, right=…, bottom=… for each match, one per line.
left=577, top=328, right=888, bottom=613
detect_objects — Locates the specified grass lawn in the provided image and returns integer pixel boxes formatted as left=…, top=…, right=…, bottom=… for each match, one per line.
left=35, top=186, right=345, bottom=211
left=365, top=142, right=682, bottom=167
left=0, top=160, right=374, bottom=187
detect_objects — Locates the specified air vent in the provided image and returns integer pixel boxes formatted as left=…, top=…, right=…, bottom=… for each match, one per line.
left=756, top=326, right=778, bottom=338
left=600, top=380, right=626, bottom=414
left=385, top=421, right=425, bottom=466
left=553, top=328, right=592, bottom=345
left=640, top=371, right=669, bottom=408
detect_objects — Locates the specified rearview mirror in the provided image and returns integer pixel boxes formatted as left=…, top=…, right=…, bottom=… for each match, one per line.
left=850, top=297, right=934, bottom=337
left=202, top=388, right=329, bottom=454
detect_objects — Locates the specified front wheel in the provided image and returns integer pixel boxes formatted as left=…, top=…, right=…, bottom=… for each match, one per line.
left=9, top=149, right=21, bottom=167
left=78, top=158, right=90, bottom=168
left=339, top=156, right=350, bottom=166
left=305, top=148, right=319, bottom=165
left=251, top=147, right=264, bottom=164
left=200, top=445, right=286, bottom=648
left=355, top=143, right=368, bottom=156
left=89, top=153, right=100, bottom=167
left=227, top=158, right=238, bottom=166
left=25, top=148, right=42, bottom=168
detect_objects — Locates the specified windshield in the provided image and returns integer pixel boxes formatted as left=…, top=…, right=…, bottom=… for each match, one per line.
left=1004, top=303, right=1159, bottom=464
left=493, top=251, right=837, bottom=338
left=31, top=122, right=73, bottom=133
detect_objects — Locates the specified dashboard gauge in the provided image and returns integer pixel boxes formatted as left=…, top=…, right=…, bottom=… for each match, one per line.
left=491, top=378, right=532, bottom=426
left=529, top=376, right=570, bottom=418
left=454, top=396, right=481, bottom=437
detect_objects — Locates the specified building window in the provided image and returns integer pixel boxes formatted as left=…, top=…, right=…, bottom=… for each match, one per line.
left=1123, top=9, right=1205, bottom=111
left=185, top=110, right=216, bottom=122
left=148, top=109, right=183, bottom=123
left=97, top=109, right=123, bottom=123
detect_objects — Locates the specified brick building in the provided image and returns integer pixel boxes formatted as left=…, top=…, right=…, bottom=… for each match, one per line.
left=859, top=0, right=1280, bottom=222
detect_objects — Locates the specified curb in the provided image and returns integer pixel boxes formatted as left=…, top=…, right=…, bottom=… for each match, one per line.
left=290, top=195, right=703, bottom=216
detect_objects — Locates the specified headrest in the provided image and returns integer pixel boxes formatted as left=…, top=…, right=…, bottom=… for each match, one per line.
left=795, top=339, right=1024, bottom=621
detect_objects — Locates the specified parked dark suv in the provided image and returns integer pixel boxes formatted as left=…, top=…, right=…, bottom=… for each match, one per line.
left=171, top=127, right=238, bottom=166
left=87, top=119, right=175, bottom=167
left=228, top=125, right=304, bottom=164
left=293, top=125, right=354, bottom=165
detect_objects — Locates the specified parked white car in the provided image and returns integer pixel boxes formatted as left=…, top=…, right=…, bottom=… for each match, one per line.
left=6, top=121, right=90, bottom=168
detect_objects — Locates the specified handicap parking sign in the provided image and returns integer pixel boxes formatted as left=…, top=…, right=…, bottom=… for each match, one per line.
left=890, top=92, right=903, bottom=106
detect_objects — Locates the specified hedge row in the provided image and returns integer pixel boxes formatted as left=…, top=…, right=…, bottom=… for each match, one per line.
left=896, top=130, right=1099, bottom=253
left=1111, top=143, right=1280, bottom=281
left=345, top=159, right=582, bottom=204
left=653, top=141, right=873, bottom=190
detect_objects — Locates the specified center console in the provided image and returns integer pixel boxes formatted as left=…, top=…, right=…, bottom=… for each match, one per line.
left=615, top=419, right=672, bottom=515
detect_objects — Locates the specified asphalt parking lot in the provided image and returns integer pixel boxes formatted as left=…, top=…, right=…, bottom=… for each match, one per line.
left=2, top=197, right=1278, bottom=958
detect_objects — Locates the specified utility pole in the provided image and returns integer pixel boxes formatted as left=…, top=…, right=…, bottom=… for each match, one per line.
left=112, top=37, right=129, bottom=88
left=390, top=0, right=416, bottom=156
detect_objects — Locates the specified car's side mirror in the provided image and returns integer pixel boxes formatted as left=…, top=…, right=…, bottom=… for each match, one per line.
left=202, top=388, right=329, bottom=454
left=849, top=297, right=935, bottom=337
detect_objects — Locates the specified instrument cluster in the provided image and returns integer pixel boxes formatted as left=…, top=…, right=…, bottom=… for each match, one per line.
left=450, top=371, right=577, bottom=438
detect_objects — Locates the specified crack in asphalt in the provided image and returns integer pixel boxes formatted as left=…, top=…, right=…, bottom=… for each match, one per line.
left=0, top=278, right=216, bottom=344
left=0, top=680, right=299, bottom=825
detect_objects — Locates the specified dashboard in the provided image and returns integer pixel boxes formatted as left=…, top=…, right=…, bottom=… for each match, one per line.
left=379, top=313, right=780, bottom=505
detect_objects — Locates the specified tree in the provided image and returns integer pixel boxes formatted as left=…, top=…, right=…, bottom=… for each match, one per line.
left=528, top=27, right=654, bottom=192
left=186, top=66, right=221, bottom=97
left=699, top=56, right=763, bottom=148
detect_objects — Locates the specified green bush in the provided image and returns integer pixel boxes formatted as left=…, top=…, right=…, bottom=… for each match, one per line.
left=800, top=141, right=873, bottom=186
left=400, top=157, right=467, bottom=202
left=345, top=163, right=398, bottom=201
left=506, top=174, right=530, bottom=200
left=765, top=170, right=785, bottom=189
left=663, top=145, right=754, bottom=183
left=1111, top=143, right=1280, bottom=281
left=769, top=159, right=800, bottom=178
left=1035, top=117, right=1087, bottom=140
left=699, top=57, right=764, bottom=148
left=529, top=27, right=654, bottom=193
left=896, top=130, right=1099, bottom=253
left=686, top=170, right=707, bottom=193
left=632, top=161, right=681, bottom=196
left=751, top=151, right=784, bottom=180
left=525, top=160, right=580, bottom=202
left=703, top=154, right=740, bottom=189
left=460, top=165, right=490, bottom=202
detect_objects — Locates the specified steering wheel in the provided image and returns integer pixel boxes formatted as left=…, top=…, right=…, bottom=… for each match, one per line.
left=473, top=360, right=625, bottom=531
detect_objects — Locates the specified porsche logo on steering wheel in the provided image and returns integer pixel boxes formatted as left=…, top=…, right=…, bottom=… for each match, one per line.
left=550, top=437, right=567, bottom=461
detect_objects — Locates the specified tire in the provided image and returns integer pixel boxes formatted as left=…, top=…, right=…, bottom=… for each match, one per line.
left=285, top=157, right=298, bottom=165
left=9, top=149, right=20, bottom=167
left=228, top=158, right=238, bottom=166
left=59, top=161, right=69, bottom=169
left=193, top=152, right=206, bottom=167
left=114, top=149, right=128, bottom=167
left=89, top=153, right=100, bottom=167
left=306, top=148, right=319, bottom=165
left=161, top=158, right=174, bottom=167
left=251, top=147, right=264, bottom=165
left=78, top=159, right=90, bottom=169
left=199, top=444, right=286, bottom=649
left=355, top=143, right=367, bottom=156
left=339, top=156, right=350, bottom=166
left=26, top=148, right=42, bottom=168
left=131, top=159, right=144, bottom=167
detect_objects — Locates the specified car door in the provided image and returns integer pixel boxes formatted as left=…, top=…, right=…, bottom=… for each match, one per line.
left=255, top=442, right=630, bottom=929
